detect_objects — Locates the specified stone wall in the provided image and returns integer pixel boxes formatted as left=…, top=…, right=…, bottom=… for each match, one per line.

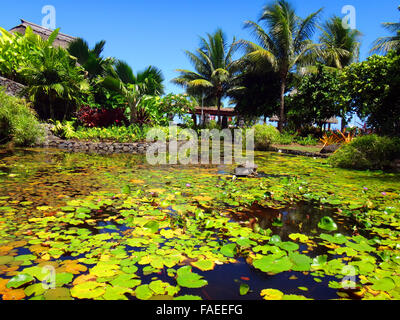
left=0, top=76, right=26, bottom=97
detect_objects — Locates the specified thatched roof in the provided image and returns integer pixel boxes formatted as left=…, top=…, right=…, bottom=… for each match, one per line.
left=192, top=106, right=236, bottom=117
left=9, top=20, right=77, bottom=48
left=269, top=115, right=338, bottom=125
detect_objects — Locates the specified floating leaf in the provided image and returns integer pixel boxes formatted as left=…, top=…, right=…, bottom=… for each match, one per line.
left=7, top=274, right=34, bottom=289
left=253, top=255, right=293, bottom=274
left=44, top=288, right=73, bottom=300
left=371, top=277, right=396, bottom=292
left=191, top=259, right=215, bottom=271
left=240, top=283, right=250, bottom=296
left=260, top=289, right=284, bottom=300
left=176, top=266, right=208, bottom=288
left=71, top=281, right=106, bottom=299
left=318, top=217, right=338, bottom=232
left=135, top=285, right=153, bottom=300
left=143, top=221, right=159, bottom=234
left=220, top=243, right=236, bottom=258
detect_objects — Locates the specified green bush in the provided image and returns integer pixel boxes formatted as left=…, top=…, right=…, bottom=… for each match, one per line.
left=252, top=124, right=280, bottom=150
left=0, top=88, right=44, bottom=146
left=295, top=134, right=319, bottom=146
left=329, top=134, right=400, bottom=170
left=273, top=131, right=295, bottom=145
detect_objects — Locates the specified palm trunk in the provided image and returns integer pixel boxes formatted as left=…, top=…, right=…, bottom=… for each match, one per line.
left=216, top=95, right=222, bottom=126
left=278, top=75, right=287, bottom=132
left=129, top=100, right=138, bottom=124
left=49, top=93, right=55, bottom=120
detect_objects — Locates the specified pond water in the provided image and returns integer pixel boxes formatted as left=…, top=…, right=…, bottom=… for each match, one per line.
left=0, top=148, right=399, bottom=300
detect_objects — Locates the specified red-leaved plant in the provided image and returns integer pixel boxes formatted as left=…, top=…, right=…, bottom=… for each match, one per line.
left=77, top=106, right=128, bottom=128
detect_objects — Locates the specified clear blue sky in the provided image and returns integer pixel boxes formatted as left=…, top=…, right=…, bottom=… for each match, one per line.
left=1, top=1, right=399, bottom=126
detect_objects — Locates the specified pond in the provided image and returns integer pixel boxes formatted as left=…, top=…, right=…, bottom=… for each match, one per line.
left=0, top=148, right=400, bottom=300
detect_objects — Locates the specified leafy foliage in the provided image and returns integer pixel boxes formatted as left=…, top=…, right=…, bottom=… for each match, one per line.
left=0, top=87, right=44, bottom=146
left=341, top=52, right=400, bottom=136
left=329, top=134, right=400, bottom=170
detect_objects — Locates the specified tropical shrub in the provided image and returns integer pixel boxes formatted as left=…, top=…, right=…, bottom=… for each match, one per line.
left=342, top=52, right=400, bottom=136
left=295, top=135, right=319, bottom=146
left=70, top=125, right=148, bottom=142
left=0, top=87, right=43, bottom=146
left=273, top=131, right=295, bottom=145
left=253, top=124, right=280, bottom=150
left=0, top=26, right=53, bottom=82
left=77, top=105, right=128, bottom=128
left=329, top=134, right=400, bottom=170
left=20, top=46, right=89, bottom=121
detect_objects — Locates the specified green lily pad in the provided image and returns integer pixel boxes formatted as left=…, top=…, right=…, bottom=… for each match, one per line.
left=135, top=284, right=153, bottom=300
left=253, top=255, right=293, bottom=274
left=7, top=274, right=35, bottom=289
left=176, top=266, right=208, bottom=288
left=44, top=288, right=73, bottom=300
left=371, top=277, right=396, bottom=292
left=71, top=281, right=106, bottom=299
left=318, top=217, right=338, bottom=232
left=103, top=286, right=131, bottom=300
left=143, top=221, right=159, bottom=233
left=289, top=252, right=312, bottom=272
left=220, top=243, right=237, bottom=258
left=24, top=283, right=46, bottom=297
left=320, top=233, right=347, bottom=244
left=191, top=259, right=215, bottom=271
left=240, top=283, right=250, bottom=296
left=110, top=274, right=141, bottom=288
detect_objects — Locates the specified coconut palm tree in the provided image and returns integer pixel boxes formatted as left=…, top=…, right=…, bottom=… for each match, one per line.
left=371, top=6, right=400, bottom=55
left=20, top=46, right=89, bottom=120
left=103, top=60, right=164, bottom=124
left=317, top=16, right=362, bottom=130
left=239, top=0, right=322, bottom=131
left=318, top=16, right=362, bottom=69
left=172, top=29, right=239, bottom=125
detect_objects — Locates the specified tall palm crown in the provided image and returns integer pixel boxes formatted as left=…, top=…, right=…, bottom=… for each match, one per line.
left=67, top=38, right=114, bottom=80
left=371, top=6, right=400, bottom=55
left=318, top=16, right=361, bottom=69
left=172, top=29, right=239, bottom=124
left=240, top=0, right=322, bottom=131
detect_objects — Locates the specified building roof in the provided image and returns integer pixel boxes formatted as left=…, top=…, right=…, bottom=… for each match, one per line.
left=269, top=115, right=338, bottom=124
left=192, top=106, right=237, bottom=117
left=9, top=19, right=77, bottom=48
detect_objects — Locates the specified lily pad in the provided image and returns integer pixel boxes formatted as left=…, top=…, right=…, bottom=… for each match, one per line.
left=7, top=274, right=34, bottom=289
left=176, top=266, right=208, bottom=288
left=44, top=288, right=73, bottom=300
left=318, top=217, right=338, bottom=232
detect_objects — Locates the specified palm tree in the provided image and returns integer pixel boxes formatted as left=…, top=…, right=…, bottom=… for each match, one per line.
left=371, top=6, right=400, bottom=55
left=67, top=38, right=114, bottom=81
left=239, top=0, right=322, bottom=131
left=20, top=46, right=89, bottom=120
left=317, top=16, right=361, bottom=130
left=318, top=16, right=361, bottom=69
left=172, top=29, right=239, bottom=125
left=103, top=60, right=164, bottom=124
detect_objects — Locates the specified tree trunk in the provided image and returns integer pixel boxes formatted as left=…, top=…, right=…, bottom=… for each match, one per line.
left=278, top=76, right=287, bottom=132
left=341, top=116, right=346, bottom=132
left=49, top=93, right=55, bottom=121
left=130, top=100, right=137, bottom=124
left=217, top=96, right=222, bottom=126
